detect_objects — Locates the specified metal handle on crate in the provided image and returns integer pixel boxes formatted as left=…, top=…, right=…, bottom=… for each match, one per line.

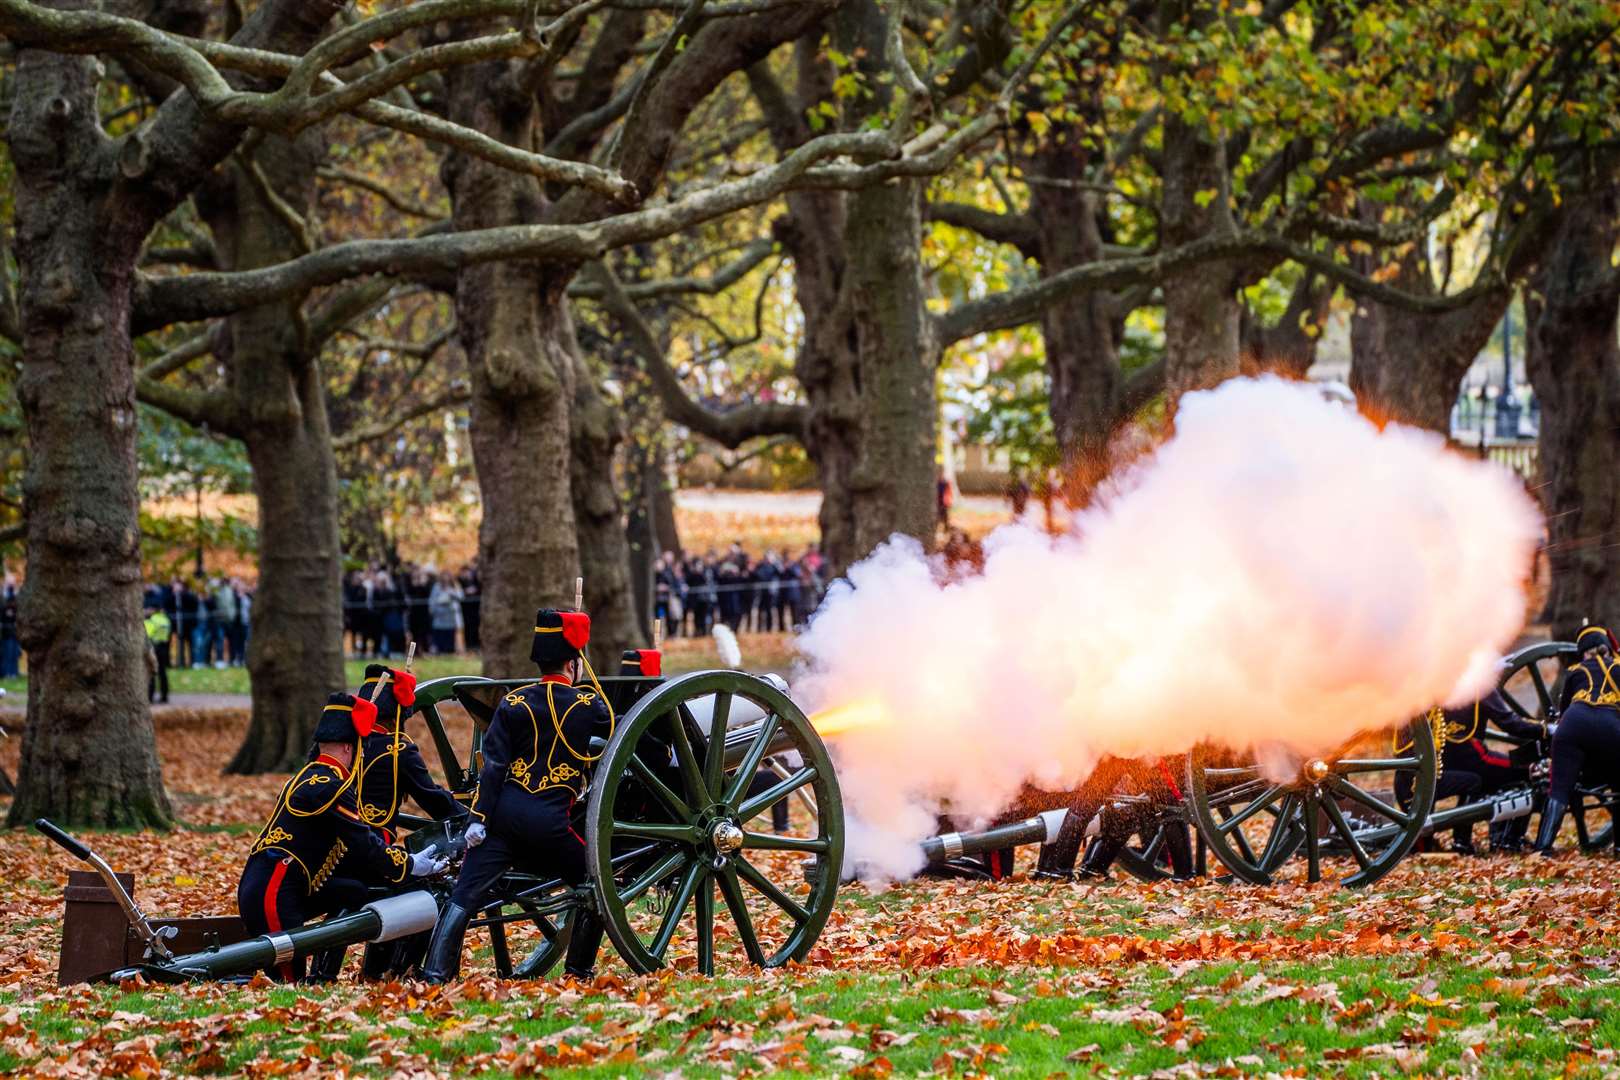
left=35, top=819, right=174, bottom=961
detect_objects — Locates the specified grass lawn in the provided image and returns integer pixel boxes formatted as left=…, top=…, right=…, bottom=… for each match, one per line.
left=3, top=861, right=1617, bottom=1077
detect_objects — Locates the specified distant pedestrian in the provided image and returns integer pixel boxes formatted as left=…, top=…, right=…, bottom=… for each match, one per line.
left=406, top=566, right=433, bottom=651
left=190, top=575, right=212, bottom=668
left=457, top=561, right=481, bottom=652
left=144, top=599, right=171, bottom=704
left=0, top=574, right=20, bottom=680
left=936, top=469, right=954, bottom=530
left=428, top=571, right=464, bottom=655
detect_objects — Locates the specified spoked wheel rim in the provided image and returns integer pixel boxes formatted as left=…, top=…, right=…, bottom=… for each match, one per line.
left=1186, top=716, right=1437, bottom=887
left=1575, top=786, right=1617, bottom=852
left=1496, top=641, right=1577, bottom=725
left=586, top=670, right=844, bottom=975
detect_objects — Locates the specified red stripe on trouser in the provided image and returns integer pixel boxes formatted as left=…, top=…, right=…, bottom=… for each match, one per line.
left=1157, top=760, right=1184, bottom=801
left=1471, top=739, right=1513, bottom=769
left=264, top=858, right=293, bottom=981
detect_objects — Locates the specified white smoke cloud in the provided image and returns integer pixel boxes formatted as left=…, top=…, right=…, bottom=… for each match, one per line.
left=793, top=377, right=1542, bottom=880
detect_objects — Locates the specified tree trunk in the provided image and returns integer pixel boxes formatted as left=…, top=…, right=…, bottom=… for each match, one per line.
left=1020, top=120, right=1125, bottom=462
left=5, top=43, right=170, bottom=828
left=1159, top=111, right=1242, bottom=404
left=624, top=434, right=660, bottom=642
left=571, top=370, right=640, bottom=667
left=1348, top=247, right=1509, bottom=433
left=445, top=54, right=581, bottom=678
left=1241, top=271, right=1332, bottom=378
left=195, top=133, right=347, bottom=775
left=1525, top=187, right=1620, bottom=638
left=650, top=442, right=681, bottom=556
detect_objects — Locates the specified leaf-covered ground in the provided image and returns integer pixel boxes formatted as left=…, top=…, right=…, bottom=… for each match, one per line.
left=3, top=714, right=1618, bottom=1078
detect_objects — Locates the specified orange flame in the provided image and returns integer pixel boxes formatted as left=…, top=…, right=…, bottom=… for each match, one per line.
left=808, top=698, right=889, bottom=739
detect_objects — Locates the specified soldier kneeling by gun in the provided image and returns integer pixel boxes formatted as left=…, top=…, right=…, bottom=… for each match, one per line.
left=421, top=608, right=615, bottom=982
left=238, top=692, right=449, bottom=982
left=1536, top=626, right=1620, bottom=856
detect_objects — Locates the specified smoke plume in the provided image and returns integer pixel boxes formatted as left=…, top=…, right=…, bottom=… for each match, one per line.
left=794, top=377, right=1542, bottom=880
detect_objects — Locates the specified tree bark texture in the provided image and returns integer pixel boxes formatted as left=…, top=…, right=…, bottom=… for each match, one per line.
left=198, top=133, right=347, bottom=774
left=5, top=40, right=170, bottom=828
left=571, top=369, right=640, bottom=667
left=1348, top=241, right=1509, bottom=432
left=446, top=52, right=581, bottom=679
left=1159, top=111, right=1243, bottom=405
left=1525, top=187, right=1620, bottom=638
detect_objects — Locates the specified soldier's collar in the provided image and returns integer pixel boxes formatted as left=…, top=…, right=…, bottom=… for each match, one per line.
left=315, top=753, right=350, bottom=779
left=539, top=673, right=572, bottom=685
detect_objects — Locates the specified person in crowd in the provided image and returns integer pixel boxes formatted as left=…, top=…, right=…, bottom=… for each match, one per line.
left=654, top=553, right=682, bottom=638
left=457, top=560, right=481, bottom=652
left=168, top=577, right=198, bottom=668
left=406, top=566, right=434, bottom=651
left=0, top=573, right=19, bottom=680
left=752, top=550, right=781, bottom=632
left=937, top=469, right=954, bottom=530
left=144, top=597, right=171, bottom=704
left=420, top=608, right=614, bottom=982
left=684, top=555, right=714, bottom=636
left=238, top=691, right=446, bottom=981
left=717, top=560, right=745, bottom=630
left=192, top=574, right=214, bottom=668
left=376, top=572, right=405, bottom=658
left=226, top=577, right=249, bottom=665
left=1536, top=626, right=1620, bottom=856
left=778, top=555, right=802, bottom=632
left=428, top=571, right=464, bottom=655
left=342, top=570, right=362, bottom=658
left=211, top=576, right=238, bottom=669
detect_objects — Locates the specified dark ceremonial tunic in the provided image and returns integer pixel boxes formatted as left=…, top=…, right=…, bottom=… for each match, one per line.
left=450, top=677, right=614, bottom=908
left=1550, top=654, right=1620, bottom=805
left=356, top=672, right=461, bottom=833
left=238, top=754, right=411, bottom=978
left=1440, top=689, right=1543, bottom=790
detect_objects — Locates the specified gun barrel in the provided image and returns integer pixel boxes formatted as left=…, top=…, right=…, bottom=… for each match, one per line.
left=110, top=891, right=439, bottom=983
left=920, top=810, right=1068, bottom=865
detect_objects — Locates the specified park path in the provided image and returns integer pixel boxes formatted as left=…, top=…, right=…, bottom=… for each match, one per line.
left=677, top=488, right=1009, bottom=516
left=0, top=692, right=250, bottom=721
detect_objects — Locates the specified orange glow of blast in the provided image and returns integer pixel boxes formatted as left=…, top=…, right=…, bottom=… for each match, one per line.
left=808, top=698, right=890, bottom=739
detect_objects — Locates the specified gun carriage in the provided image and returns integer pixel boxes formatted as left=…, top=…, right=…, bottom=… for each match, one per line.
left=920, top=639, right=1617, bottom=887
left=39, top=669, right=845, bottom=983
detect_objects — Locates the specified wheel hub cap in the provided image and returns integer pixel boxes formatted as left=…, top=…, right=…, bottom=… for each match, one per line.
left=710, top=820, right=744, bottom=854
left=1304, top=759, right=1330, bottom=782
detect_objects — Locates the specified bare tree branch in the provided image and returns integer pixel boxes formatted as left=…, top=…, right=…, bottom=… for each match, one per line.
left=317, top=166, right=447, bottom=221
left=567, top=237, right=777, bottom=300
left=585, top=260, right=805, bottom=447
left=138, top=329, right=214, bottom=381
left=925, top=200, right=1038, bottom=255
left=333, top=381, right=472, bottom=450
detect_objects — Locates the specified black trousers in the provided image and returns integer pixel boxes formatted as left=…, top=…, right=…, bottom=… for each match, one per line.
left=238, top=851, right=368, bottom=981
left=1549, top=704, right=1620, bottom=805
left=450, top=796, right=589, bottom=911
left=148, top=642, right=169, bottom=703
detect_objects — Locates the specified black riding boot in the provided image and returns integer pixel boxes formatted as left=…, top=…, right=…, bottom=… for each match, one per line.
left=419, top=903, right=471, bottom=984
left=563, top=909, right=605, bottom=981
left=1034, top=812, right=1085, bottom=880
left=361, top=941, right=397, bottom=981
left=1533, top=798, right=1568, bottom=857
left=1076, top=835, right=1124, bottom=881
left=306, top=945, right=348, bottom=983
left=1451, top=821, right=1478, bottom=856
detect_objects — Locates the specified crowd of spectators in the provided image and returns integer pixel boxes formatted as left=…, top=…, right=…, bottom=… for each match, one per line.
left=654, top=542, right=826, bottom=637
left=344, top=560, right=481, bottom=659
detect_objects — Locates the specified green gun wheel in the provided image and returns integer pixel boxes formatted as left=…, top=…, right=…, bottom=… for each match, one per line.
left=586, top=670, right=844, bottom=975
left=1186, top=715, right=1436, bottom=887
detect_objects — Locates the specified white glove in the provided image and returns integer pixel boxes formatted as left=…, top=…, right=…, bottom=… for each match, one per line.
left=409, top=845, right=449, bottom=878
left=464, top=822, right=487, bottom=848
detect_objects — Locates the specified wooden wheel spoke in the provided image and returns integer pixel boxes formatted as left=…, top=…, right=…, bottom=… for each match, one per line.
left=738, top=766, right=817, bottom=822
left=1209, top=776, right=1268, bottom=805
left=1325, top=776, right=1414, bottom=826
left=722, top=712, right=782, bottom=807
left=649, top=860, right=707, bottom=960
left=614, top=821, right=700, bottom=845
left=1303, top=788, right=1321, bottom=883
left=735, top=856, right=811, bottom=924
left=1320, top=794, right=1373, bottom=871
left=628, top=753, right=691, bottom=821
left=619, top=850, right=686, bottom=904
left=1216, top=784, right=1286, bottom=835
left=1528, top=664, right=1552, bottom=716
left=1139, top=827, right=1165, bottom=865
left=703, top=692, right=733, bottom=800
left=1257, top=794, right=1298, bottom=873
left=1204, top=766, right=1261, bottom=781
left=717, top=867, right=766, bottom=964
left=742, top=831, right=828, bottom=853
left=1334, top=757, right=1420, bottom=773
left=666, top=706, right=709, bottom=804
left=695, top=872, right=715, bottom=975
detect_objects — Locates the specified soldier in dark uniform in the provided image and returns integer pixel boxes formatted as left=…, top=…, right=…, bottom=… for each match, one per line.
left=1536, top=626, right=1620, bottom=855
left=237, top=692, right=447, bottom=981
left=344, top=664, right=464, bottom=979
left=1438, top=689, right=1544, bottom=853
left=1034, top=756, right=1192, bottom=881
left=420, top=608, right=615, bottom=982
